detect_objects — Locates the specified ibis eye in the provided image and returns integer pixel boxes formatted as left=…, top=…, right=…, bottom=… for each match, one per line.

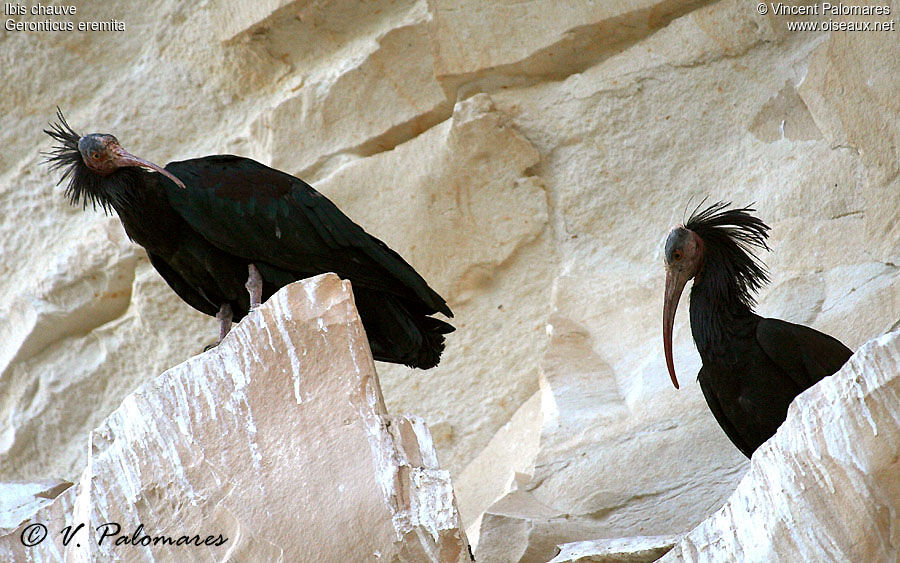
left=91, top=152, right=101, bottom=161
left=673, top=250, right=683, bottom=261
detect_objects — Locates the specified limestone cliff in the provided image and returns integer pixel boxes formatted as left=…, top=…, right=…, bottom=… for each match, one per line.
left=1, top=0, right=898, bottom=560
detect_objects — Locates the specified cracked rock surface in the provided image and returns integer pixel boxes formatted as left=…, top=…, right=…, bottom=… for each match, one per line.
left=1, top=0, right=898, bottom=559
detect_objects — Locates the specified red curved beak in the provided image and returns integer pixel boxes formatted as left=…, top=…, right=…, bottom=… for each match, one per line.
left=111, top=144, right=185, bottom=189
left=663, top=267, right=690, bottom=389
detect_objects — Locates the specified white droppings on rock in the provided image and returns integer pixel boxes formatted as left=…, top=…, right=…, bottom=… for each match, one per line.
left=851, top=363, right=879, bottom=438
left=219, top=346, right=264, bottom=470
left=191, top=362, right=220, bottom=420
left=408, top=417, right=440, bottom=469
left=303, top=282, right=319, bottom=316
left=269, top=293, right=304, bottom=404
left=412, top=467, right=459, bottom=543
left=360, top=383, right=399, bottom=513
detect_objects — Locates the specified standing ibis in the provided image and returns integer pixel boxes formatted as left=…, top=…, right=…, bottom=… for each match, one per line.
left=44, top=110, right=453, bottom=369
left=662, top=201, right=853, bottom=457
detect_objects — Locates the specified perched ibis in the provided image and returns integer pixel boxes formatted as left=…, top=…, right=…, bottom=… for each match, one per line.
left=662, top=201, right=853, bottom=457
left=44, top=110, right=453, bottom=369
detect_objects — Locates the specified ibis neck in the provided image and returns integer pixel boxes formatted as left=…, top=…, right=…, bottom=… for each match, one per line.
left=105, top=168, right=185, bottom=253
left=688, top=246, right=757, bottom=354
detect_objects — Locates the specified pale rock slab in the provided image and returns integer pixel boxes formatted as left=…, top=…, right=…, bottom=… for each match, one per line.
left=427, top=0, right=710, bottom=90
left=662, top=329, right=900, bottom=561
left=455, top=391, right=542, bottom=548
left=0, top=480, right=72, bottom=534
left=548, top=536, right=679, bottom=563
left=0, top=484, right=76, bottom=562
left=1, top=0, right=898, bottom=557
left=797, top=24, right=900, bottom=260
left=251, top=0, right=451, bottom=179
left=211, top=0, right=299, bottom=41
left=315, top=93, right=553, bottom=473
left=0, top=275, right=471, bottom=562
left=466, top=313, right=745, bottom=562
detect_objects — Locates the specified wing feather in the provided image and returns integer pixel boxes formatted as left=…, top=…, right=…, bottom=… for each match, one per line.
left=698, top=366, right=756, bottom=458
left=162, top=155, right=451, bottom=316
left=755, top=318, right=852, bottom=390
left=147, top=252, right=219, bottom=317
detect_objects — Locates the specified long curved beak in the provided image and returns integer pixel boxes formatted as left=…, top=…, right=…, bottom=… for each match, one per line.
left=112, top=145, right=186, bottom=189
left=663, top=267, right=691, bottom=389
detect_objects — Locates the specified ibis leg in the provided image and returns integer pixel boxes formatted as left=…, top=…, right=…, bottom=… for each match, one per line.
left=217, top=303, right=233, bottom=343
left=246, top=263, right=263, bottom=310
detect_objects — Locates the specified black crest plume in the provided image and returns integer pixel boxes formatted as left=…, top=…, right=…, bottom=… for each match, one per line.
left=686, top=201, right=770, bottom=310
left=43, top=108, right=111, bottom=212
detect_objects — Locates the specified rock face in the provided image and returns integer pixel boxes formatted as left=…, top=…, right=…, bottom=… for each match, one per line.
left=0, top=275, right=471, bottom=562
left=662, top=329, right=900, bottom=562
left=457, top=317, right=746, bottom=562
left=0, top=480, right=72, bottom=535
left=548, top=536, right=679, bottom=563
left=2, top=0, right=899, bottom=559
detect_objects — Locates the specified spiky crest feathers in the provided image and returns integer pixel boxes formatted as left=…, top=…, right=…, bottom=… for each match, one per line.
left=685, top=200, right=771, bottom=311
left=43, top=108, right=119, bottom=212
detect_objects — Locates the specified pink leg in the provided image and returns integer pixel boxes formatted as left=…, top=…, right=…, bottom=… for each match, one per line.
left=217, top=303, right=233, bottom=343
left=246, top=263, right=263, bottom=310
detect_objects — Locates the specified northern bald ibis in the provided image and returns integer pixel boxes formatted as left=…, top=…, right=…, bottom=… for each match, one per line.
left=44, top=110, right=453, bottom=369
left=662, top=202, right=852, bottom=457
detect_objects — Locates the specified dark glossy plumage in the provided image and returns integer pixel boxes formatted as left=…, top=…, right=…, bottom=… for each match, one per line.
left=45, top=111, right=453, bottom=369
left=664, top=202, right=852, bottom=457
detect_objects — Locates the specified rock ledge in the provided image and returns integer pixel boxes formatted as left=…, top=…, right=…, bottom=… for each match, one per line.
left=0, top=274, right=471, bottom=562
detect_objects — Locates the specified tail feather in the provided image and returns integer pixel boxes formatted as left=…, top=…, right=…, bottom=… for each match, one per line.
left=354, top=288, right=453, bottom=369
